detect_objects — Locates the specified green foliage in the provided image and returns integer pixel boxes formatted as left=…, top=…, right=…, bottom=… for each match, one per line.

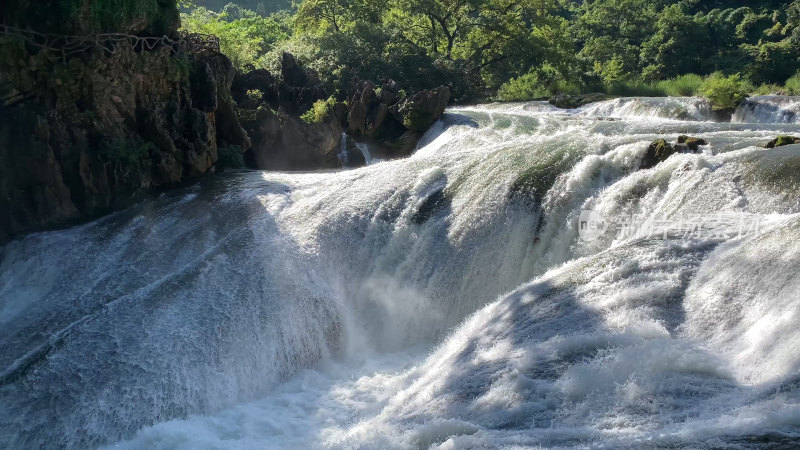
left=657, top=74, right=704, bottom=97
left=497, top=72, right=551, bottom=102
left=246, top=89, right=262, bottom=102
left=216, top=145, right=245, bottom=171
left=604, top=80, right=666, bottom=97
left=751, top=83, right=783, bottom=95
left=98, top=139, right=155, bottom=187
left=699, top=72, right=750, bottom=110
left=497, top=65, right=582, bottom=101
left=179, top=0, right=799, bottom=102
left=181, top=6, right=291, bottom=69
left=189, top=0, right=292, bottom=15
left=300, top=96, right=337, bottom=124
left=786, top=72, right=800, bottom=95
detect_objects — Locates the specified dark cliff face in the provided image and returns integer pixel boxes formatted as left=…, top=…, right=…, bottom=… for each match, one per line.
left=0, top=1, right=250, bottom=243
left=1, top=0, right=180, bottom=36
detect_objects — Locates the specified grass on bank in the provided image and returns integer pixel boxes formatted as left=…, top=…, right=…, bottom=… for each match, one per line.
left=497, top=71, right=800, bottom=105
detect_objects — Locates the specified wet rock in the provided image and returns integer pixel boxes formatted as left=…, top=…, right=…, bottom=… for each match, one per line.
left=243, top=107, right=342, bottom=171
left=549, top=92, right=607, bottom=109
left=388, top=86, right=450, bottom=132
left=640, top=136, right=706, bottom=170
left=641, top=139, right=678, bottom=170
left=677, top=135, right=708, bottom=151
left=765, top=136, right=800, bottom=148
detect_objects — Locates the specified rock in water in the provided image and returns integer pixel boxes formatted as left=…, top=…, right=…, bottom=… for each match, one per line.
left=388, top=86, right=450, bottom=132
left=677, top=135, right=708, bottom=151
left=549, top=92, right=607, bottom=109
left=765, top=136, right=800, bottom=148
left=641, top=139, right=677, bottom=170
left=640, top=136, right=708, bottom=170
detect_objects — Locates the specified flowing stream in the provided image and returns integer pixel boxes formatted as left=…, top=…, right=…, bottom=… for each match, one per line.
left=2, top=97, right=800, bottom=449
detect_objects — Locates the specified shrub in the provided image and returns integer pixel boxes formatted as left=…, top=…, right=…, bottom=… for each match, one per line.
left=300, top=96, right=337, bottom=124
left=497, top=72, right=551, bottom=101
left=496, top=69, right=581, bottom=102
left=217, top=145, right=245, bottom=172
left=604, top=80, right=666, bottom=97
left=698, top=73, right=750, bottom=110
left=751, top=83, right=782, bottom=95
left=658, top=74, right=703, bottom=96
left=785, top=72, right=800, bottom=95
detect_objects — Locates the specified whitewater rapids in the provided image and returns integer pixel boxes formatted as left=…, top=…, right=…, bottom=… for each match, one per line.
left=1, top=97, right=800, bottom=449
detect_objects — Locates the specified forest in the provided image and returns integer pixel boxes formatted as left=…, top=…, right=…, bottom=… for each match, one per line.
left=183, top=0, right=800, bottom=105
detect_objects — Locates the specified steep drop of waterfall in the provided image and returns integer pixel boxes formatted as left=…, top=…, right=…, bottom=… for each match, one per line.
left=733, top=95, right=800, bottom=124
left=2, top=97, right=800, bottom=449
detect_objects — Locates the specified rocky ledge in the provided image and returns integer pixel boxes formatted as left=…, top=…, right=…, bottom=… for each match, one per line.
left=0, top=41, right=250, bottom=242
left=231, top=54, right=450, bottom=171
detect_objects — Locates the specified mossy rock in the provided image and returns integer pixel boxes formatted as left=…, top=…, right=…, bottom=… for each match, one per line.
left=640, top=139, right=678, bottom=170
left=765, top=136, right=800, bottom=149
left=388, top=86, right=450, bottom=132
left=677, top=135, right=708, bottom=151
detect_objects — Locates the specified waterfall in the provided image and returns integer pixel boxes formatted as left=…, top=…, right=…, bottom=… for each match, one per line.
left=2, top=97, right=800, bottom=449
left=733, top=95, right=800, bottom=124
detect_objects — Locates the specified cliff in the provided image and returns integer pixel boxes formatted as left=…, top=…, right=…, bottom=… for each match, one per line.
left=0, top=1, right=250, bottom=242
left=0, top=2, right=450, bottom=242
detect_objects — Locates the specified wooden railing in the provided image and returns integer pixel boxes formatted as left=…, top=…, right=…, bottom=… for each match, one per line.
left=0, top=24, right=220, bottom=60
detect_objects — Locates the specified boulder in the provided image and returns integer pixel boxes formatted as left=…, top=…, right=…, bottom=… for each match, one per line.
left=676, top=135, right=708, bottom=152
left=347, top=81, right=381, bottom=136
left=764, top=136, right=800, bottom=148
left=243, top=107, right=342, bottom=171
left=641, top=139, right=677, bottom=170
left=640, top=136, right=706, bottom=170
left=388, top=86, right=450, bottom=132
left=549, top=92, right=606, bottom=109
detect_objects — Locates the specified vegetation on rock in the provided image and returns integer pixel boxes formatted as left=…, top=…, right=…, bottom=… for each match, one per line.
left=300, top=96, right=337, bottom=124
left=698, top=73, right=751, bottom=111
left=765, top=136, right=800, bottom=148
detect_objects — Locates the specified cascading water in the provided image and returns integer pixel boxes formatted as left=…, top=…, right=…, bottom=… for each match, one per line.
left=733, top=95, right=800, bottom=124
left=2, top=96, right=800, bottom=449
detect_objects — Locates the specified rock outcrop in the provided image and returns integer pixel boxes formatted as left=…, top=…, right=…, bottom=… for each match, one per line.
left=549, top=92, right=607, bottom=109
left=344, top=80, right=450, bottom=160
left=241, top=106, right=342, bottom=171
left=0, top=9, right=250, bottom=242
left=765, top=135, right=800, bottom=148
left=640, top=136, right=706, bottom=170
left=234, top=58, right=451, bottom=170
left=0, top=5, right=450, bottom=240
left=232, top=53, right=342, bottom=170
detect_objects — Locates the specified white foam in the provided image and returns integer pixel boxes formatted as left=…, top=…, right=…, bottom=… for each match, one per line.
left=2, top=98, right=800, bottom=448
